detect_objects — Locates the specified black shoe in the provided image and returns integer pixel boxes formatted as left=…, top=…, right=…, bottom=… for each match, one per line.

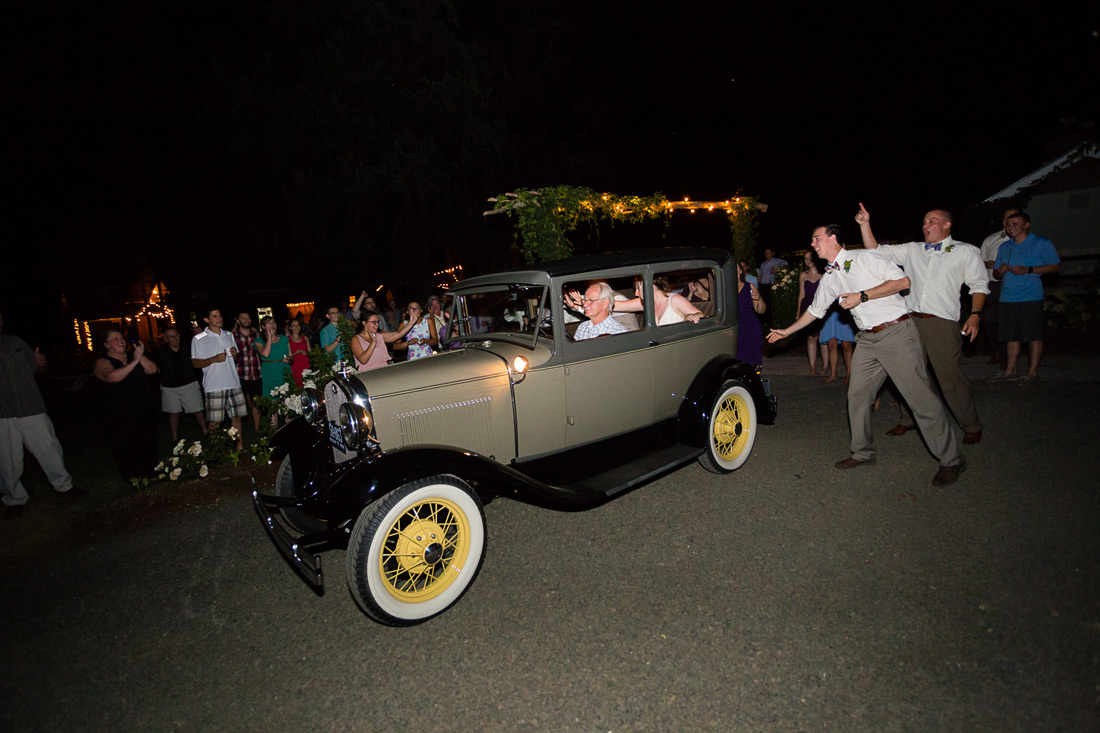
left=54, top=487, right=88, bottom=499
left=834, top=457, right=877, bottom=470
left=931, top=458, right=967, bottom=487
left=3, top=504, right=26, bottom=520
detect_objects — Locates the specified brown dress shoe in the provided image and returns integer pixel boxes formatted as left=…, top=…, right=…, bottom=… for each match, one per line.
left=834, top=457, right=877, bottom=470
left=886, top=424, right=914, bottom=437
left=962, top=431, right=982, bottom=445
left=931, top=459, right=967, bottom=486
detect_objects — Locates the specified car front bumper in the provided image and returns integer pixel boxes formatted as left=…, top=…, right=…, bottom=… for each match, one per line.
left=251, top=487, right=338, bottom=590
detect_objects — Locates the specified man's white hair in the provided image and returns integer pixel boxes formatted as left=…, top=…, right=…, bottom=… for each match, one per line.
left=591, top=281, right=616, bottom=311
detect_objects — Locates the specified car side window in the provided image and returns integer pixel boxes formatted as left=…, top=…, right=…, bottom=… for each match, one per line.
left=659, top=267, right=717, bottom=321
left=562, top=274, right=641, bottom=340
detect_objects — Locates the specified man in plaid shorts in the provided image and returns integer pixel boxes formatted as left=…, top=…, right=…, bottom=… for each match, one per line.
left=191, top=308, right=245, bottom=448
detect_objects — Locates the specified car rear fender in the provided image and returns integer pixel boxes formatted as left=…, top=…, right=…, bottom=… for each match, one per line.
left=678, top=357, right=774, bottom=447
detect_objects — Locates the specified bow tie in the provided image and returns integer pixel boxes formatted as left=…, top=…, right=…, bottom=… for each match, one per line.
left=925, top=242, right=943, bottom=251
left=824, top=262, right=840, bottom=273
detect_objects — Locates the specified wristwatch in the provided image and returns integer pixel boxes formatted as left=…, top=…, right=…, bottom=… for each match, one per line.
left=859, top=291, right=869, bottom=303
left=1027, top=266, right=1034, bottom=274
left=972, top=310, right=983, bottom=318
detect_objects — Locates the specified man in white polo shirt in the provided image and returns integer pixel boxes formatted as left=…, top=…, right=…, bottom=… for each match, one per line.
left=767, top=223, right=965, bottom=486
left=191, top=307, right=245, bottom=448
left=855, top=203, right=989, bottom=445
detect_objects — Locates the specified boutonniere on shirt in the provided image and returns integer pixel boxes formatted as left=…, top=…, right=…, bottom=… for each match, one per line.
left=843, top=261, right=852, bottom=273
left=944, top=244, right=955, bottom=253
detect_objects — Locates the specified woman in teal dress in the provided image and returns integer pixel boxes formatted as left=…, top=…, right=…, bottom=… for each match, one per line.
left=254, top=316, right=291, bottom=409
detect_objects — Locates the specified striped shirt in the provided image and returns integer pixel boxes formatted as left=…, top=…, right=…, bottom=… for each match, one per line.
left=0, top=335, right=47, bottom=418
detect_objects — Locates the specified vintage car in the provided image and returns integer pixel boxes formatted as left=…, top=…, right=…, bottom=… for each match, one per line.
left=253, top=247, right=777, bottom=625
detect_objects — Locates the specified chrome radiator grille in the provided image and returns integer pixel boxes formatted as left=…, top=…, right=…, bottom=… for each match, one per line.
left=325, top=380, right=355, bottom=464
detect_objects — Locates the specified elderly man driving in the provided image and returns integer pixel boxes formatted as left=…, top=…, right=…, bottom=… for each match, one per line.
left=574, top=282, right=628, bottom=340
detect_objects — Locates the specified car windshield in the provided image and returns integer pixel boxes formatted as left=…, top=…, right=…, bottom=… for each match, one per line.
left=444, top=284, right=551, bottom=348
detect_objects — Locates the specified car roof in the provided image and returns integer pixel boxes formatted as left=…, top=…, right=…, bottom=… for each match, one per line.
left=456, top=247, right=731, bottom=289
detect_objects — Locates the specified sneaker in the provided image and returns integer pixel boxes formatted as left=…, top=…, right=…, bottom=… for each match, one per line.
left=988, top=372, right=1012, bottom=383
left=1017, top=374, right=1038, bottom=385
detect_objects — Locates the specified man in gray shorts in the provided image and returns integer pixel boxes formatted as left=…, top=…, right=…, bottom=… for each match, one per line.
left=991, top=212, right=1061, bottom=384
left=153, top=327, right=207, bottom=443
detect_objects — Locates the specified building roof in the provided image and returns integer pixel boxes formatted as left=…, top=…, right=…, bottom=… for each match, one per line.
left=984, top=141, right=1100, bottom=202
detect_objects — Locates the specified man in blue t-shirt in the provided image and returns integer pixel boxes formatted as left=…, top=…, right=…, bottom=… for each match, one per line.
left=991, top=212, right=1060, bottom=383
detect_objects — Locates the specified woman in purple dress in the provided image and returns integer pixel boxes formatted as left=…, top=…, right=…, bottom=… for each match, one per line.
left=736, top=266, right=766, bottom=365
left=798, top=251, right=825, bottom=374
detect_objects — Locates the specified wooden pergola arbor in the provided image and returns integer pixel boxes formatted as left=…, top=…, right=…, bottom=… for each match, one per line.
left=485, top=186, right=767, bottom=265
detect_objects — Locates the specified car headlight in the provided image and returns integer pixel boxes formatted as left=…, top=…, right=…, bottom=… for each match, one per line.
left=301, top=387, right=324, bottom=424
left=338, top=402, right=373, bottom=449
left=511, top=355, right=529, bottom=384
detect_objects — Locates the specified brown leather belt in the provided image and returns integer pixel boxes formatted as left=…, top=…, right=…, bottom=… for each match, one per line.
left=910, top=312, right=937, bottom=319
left=863, top=314, right=910, bottom=334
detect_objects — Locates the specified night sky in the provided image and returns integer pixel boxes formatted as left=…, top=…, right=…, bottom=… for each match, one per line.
left=7, top=0, right=1098, bottom=345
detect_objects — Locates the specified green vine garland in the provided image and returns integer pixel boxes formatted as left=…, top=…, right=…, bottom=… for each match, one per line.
left=492, top=186, right=760, bottom=265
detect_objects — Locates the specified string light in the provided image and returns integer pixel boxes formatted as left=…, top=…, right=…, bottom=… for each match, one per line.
left=433, top=265, right=464, bottom=291
left=133, top=285, right=175, bottom=324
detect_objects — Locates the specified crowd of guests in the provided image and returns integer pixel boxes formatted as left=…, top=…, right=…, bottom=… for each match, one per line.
left=77, top=290, right=460, bottom=489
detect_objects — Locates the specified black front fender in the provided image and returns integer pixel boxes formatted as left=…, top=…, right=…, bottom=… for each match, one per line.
left=315, top=446, right=611, bottom=523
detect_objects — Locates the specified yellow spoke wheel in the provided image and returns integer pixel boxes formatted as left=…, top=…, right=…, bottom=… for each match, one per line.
left=347, top=476, right=486, bottom=626
left=380, top=498, right=470, bottom=602
left=700, top=380, right=757, bottom=474
left=713, top=393, right=749, bottom=461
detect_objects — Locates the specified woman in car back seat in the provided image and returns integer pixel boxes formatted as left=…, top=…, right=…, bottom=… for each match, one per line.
left=614, top=276, right=704, bottom=326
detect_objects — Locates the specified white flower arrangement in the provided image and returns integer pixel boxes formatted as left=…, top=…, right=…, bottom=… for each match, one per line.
left=153, top=425, right=241, bottom=484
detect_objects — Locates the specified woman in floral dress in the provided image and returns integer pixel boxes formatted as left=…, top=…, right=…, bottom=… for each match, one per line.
left=395, top=302, right=438, bottom=360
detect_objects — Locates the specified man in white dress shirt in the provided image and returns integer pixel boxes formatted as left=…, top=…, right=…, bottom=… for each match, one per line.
left=768, top=224, right=965, bottom=486
left=856, top=204, right=989, bottom=445
left=978, top=206, right=1020, bottom=362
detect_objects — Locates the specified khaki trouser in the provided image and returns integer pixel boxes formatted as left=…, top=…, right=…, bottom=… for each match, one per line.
left=846, top=319, right=962, bottom=467
left=0, top=413, right=73, bottom=506
left=897, top=315, right=982, bottom=434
